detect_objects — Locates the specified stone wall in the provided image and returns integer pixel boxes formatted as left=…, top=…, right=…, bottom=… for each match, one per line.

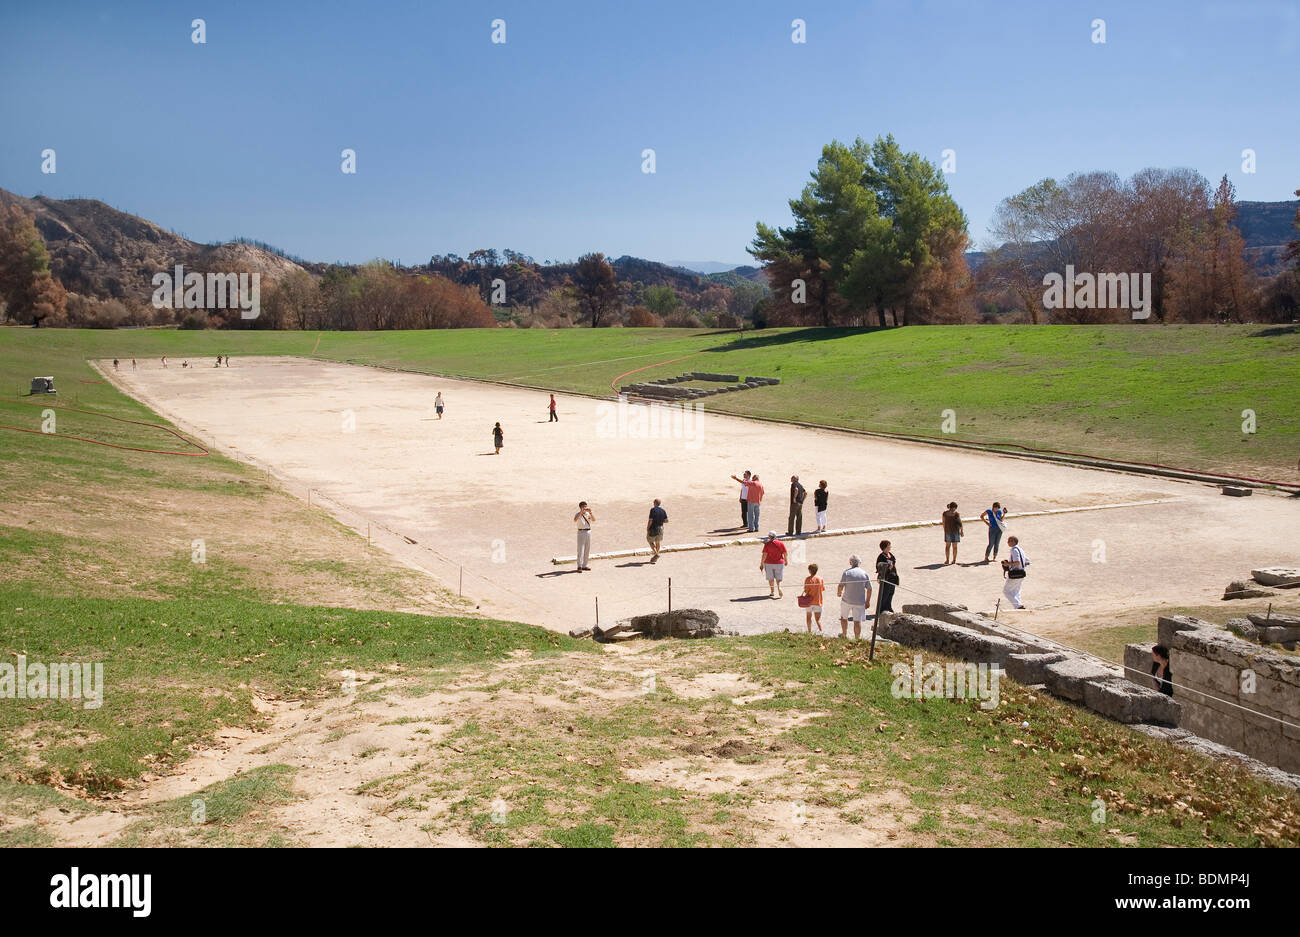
left=886, top=605, right=1179, bottom=725
left=1123, top=616, right=1300, bottom=774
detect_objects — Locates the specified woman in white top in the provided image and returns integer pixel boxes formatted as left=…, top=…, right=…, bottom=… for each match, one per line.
left=1001, top=536, right=1029, bottom=609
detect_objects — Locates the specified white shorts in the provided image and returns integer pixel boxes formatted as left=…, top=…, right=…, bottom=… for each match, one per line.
left=816, top=510, right=828, bottom=527
left=764, top=563, right=785, bottom=581
left=840, top=601, right=867, bottom=621
left=805, top=605, right=822, bottom=614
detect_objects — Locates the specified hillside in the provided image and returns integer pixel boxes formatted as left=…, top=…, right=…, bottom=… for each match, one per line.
left=0, top=188, right=309, bottom=304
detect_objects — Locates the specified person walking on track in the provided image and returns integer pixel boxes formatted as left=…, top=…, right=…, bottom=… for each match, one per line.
left=801, top=564, right=825, bottom=633
left=814, top=480, right=829, bottom=533
left=837, top=555, right=873, bottom=640
left=759, top=531, right=787, bottom=598
left=574, top=502, right=595, bottom=572
left=981, top=501, right=1008, bottom=562
left=1001, top=536, right=1029, bottom=609
left=942, top=502, right=963, bottom=565
left=492, top=422, right=504, bottom=454
left=646, top=498, right=668, bottom=563
left=730, top=471, right=752, bottom=529
left=745, top=475, right=765, bottom=532
left=787, top=475, right=807, bottom=536
left=548, top=394, right=558, bottom=422
left=435, top=392, right=445, bottom=419
left=875, top=540, right=899, bottom=613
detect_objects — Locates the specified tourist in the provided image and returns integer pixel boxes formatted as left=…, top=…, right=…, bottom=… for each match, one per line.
left=492, top=422, right=504, bottom=454
left=113, top=358, right=119, bottom=370
left=787, top=475, right=806, bottom=537
left=981, top=501, right=1009, bottom=562
left=837, top=555, right=873, bottom=639
left=759, top=531, right=787, bottom=598
left=435, top=392, right=445, bottom=419
left=215, top=356, right=222, bottom=367
left=1001, top=535, right=1029, bottom=609
left=646, top=498, right=668, bottom=563
left=746, top=474, right=765, bottom=532
left=875, top=540, right=899, bottom=613
left=548, top=394, right=558, bottom=422
left=801, top=564, right=825, bottom=633
left=729, top=470, right=752, bottom=529
left=942, top=501, right=963, bottom=565
left=131, top=359, right=136, bottom=370
left=1150, top=645, right=1173, bottom=696
left=814, top=480, right=829, bottom=532
left=161, top=356, right=168, bottom=368
left=574, top=501, right=595, bottom=572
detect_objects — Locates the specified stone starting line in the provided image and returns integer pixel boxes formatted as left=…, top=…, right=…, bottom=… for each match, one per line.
left=549, top=498, right=1179, bottom=565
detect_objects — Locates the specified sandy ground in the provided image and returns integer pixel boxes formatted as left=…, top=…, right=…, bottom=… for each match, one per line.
left=103, top=357, right=1299, bottom=647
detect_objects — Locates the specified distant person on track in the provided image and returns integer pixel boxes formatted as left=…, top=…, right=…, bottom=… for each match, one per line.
left=801, top=563, right=825, bottom=633
left=548, top=394, right=558, bottom=422
left=746, top=474, right=765, bottom=532
left=981, top=501, right=1009, bottom=563
left=113, top=359, right=119, bottom=370
left=492, top=422, right=504, bottom=454
left=1150, top=645, right=1173, bottom=696
left=837, top=555, right=873, bottom=639
left=224, top=356, right=231, bottom=367
left=215, top=356, right=222, bottom=367
left=131, top=359, right=136, bottom=370
left=1001, top=535, right=1029, bottom=609
left=161, top=356, right=168, bottom=368
left=942, top=501, right=963, bottom=565
left=814, top=480, right=829, bottom=533
left=730, top=471, right=752, bottom=529
left=787, top=475, right=806, bottom=536
left=760, top=531, right=787, bottom=598
left=435, top=392, right=445, bottom=419
left=876, top=540, right=899, bottom=613
left=574, top=501, right=595, bottom=571
left=646, top=498, right=668, bottom=563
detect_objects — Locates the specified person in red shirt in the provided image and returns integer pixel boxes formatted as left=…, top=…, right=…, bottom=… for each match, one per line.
left=548, top=394, right=558, bottom=422
left=759, top=531, right=787, bottom=598
left=745, top=475, right=765, bottom=532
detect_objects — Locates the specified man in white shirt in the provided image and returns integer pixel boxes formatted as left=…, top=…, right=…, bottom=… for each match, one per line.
left=836, top=555, right=874, bottom=639
left=574, top=501, right=595, bottom=572
left=1001, top=536, right=1029, bottom=609
left=729, top=471, right=752, bottom=530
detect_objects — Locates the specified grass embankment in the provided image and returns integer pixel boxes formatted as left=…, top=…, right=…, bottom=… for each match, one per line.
left=3, top=324, right=1298, bottom=477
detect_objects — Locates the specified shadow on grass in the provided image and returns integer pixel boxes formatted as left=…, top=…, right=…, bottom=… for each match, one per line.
left=702, top=326, right=890, bottom=354
left=1249, top=325, right=1300, bottom=337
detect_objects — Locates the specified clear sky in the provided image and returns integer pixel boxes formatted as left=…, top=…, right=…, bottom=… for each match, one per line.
left=1, top=0, right=1296, bottom=267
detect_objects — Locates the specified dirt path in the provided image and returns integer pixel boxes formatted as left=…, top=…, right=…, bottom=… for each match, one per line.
left=102, top=357, right=1300, bottom=645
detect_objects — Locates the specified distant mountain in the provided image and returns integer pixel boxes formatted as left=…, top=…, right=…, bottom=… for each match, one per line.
left=664, top=260, right=753, bottom=275
left=0, top=188, right=310, bottom=304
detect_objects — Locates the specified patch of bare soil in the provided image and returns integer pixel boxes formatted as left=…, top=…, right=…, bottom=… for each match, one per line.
left=19, top=643, right=924, bottom=848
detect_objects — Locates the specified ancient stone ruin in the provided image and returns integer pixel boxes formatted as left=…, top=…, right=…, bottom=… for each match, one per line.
left=570, top=608, right=737, bottom=641
left=619, top=371, right=780, bottom=401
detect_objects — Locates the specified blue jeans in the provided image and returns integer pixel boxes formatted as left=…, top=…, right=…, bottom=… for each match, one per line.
left=987, top=527, right=1003, bottom=556
left=747, top=502, right=760, bottom=532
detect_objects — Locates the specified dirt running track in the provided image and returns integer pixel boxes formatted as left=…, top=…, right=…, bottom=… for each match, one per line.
left=105, top=357, right=1299, bottom=645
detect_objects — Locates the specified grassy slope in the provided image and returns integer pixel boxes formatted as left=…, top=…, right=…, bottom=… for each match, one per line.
left=3, top=324, right=1298, bottom=476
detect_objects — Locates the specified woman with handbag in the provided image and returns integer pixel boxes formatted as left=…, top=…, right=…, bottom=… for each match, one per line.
left=799, top=564, right=825, bottom=632
left=1001, top=536, right=1029, bottom=609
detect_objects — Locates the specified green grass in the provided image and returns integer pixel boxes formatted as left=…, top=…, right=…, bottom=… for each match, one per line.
left=3, top=324, right=1297, bottom=475
left=0, top=585, right=592, bottom=792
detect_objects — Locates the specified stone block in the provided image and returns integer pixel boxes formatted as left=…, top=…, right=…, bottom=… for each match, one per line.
left=1174, top=651, right=1242, bottom=698
left=1251, top=567, right=1300, bottom=587
left=1082, top=676, right=1180, bottom=725
left=1224, top=581, right=1276, bottom=599
left=1180, top=703, right=1243, bottom=750
left=1158, top=615, right=1214, bottom=649
left=1044, top=658, right=1116, bottom=702
left=1123, top=643, right=1154, bottom=686
left=1005, top=652, right=1069, bottom=686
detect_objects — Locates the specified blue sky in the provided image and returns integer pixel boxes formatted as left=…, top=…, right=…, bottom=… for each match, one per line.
left=1, top=0, right=1296, bottom=267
